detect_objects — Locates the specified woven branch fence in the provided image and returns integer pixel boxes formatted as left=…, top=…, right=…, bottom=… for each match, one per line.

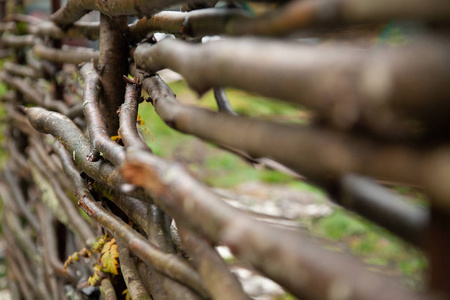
left=0, top=0, right=450, bottom=299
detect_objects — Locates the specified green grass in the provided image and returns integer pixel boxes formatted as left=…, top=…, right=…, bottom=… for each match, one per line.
left=307, top=209, right=427, bottom=288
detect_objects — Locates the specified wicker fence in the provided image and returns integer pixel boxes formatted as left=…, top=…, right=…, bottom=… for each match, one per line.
left=0, top=0, right=450, bottom=299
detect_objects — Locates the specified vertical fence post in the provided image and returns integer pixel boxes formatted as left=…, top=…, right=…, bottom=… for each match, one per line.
left=98, top=14, right=129, bottom=135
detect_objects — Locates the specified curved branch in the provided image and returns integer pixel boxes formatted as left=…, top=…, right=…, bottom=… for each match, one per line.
left=119, top=78, right=151, bottom=151
left=80, top=63, right=125, bottom=165
left=134, top=38, right=450, bottom=134
left=33, top=44, right=99, bottom=66
left=52, top=140, right=206, bottom=297
left=121, top=149, right=428, bottom=300
left=24, top=107, right=149, bottom=201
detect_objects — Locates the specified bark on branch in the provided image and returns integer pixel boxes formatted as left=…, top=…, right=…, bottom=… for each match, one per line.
left=121, top=149, right=429, bottom=300
left=50, top=0, right=282, bottom=27
left=130, top=67, right=450, bottom=210
left=119, top=78, right=150, bottom=151
left=98, top=14, right=128, bottom=136
left=134, top=38, right=450, bottom=134
left=80, top=63, right=125, bottom=165
left=177, top=225, right=249, bottom=300
left=116, top=239, right=152, bottom=300
left=78, top=190, right=209, bottom=298
left=23, top=107, right=149, bottom=200
left=33, top=44, right=99, bottom=66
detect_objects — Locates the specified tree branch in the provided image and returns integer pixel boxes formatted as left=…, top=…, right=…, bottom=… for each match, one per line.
left=116, top=239, right=152, bottom=300
left=34, top=44, right=99, bottom=66
left=131, top=67, right=450, bottom=210
left=121, top=149, right=430, bottom=300
left=98, top=14, right=128, bottom=136
left=100, top=278, right=117, bottom=300
left=29, top=21, right=99, bottom=40
left=80, top=63, right=125, bottom=165
left=178, top=225, right=250, bottom=300
left=119, top=78, right=151, bottom=151
left=339, top=174, right=428, bottom=246
left=78, top=193, right=209, bottom=298
left=129, top=9, right=250, bottom=41
left=3, top=61, right=41, bottom=78
left=24, top=107, right=148, bottom=200
left=134, top=38, right=450, bottom=134
left=51, top=138, right=208, bottom=297
left=1, top=34, right=37, bottom=47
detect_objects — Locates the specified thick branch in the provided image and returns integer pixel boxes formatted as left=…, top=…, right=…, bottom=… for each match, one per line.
left=24, top=107, right=146, bottom=200
left=129, top=9, right=250, bottom=41
left=131, top=68, right=450, bottom=211
left=33, top=44, right=99, bottom=66
left=80, top=63, right=125, bottom=165
left=98, top=14, right=128, bottom=136
left=134, top=38, right=450, bottom=134
left=94, top=182, right=150, bottom=236
left=121, top=150, right=430, bottom=300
